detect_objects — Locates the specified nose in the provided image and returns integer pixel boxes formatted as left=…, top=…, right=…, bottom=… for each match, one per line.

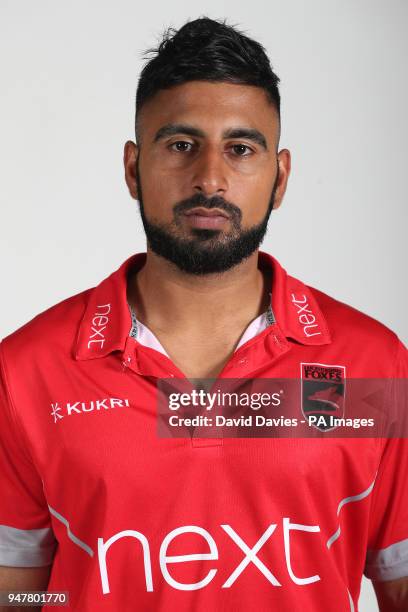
left=192, top=146, right=228, bottom=197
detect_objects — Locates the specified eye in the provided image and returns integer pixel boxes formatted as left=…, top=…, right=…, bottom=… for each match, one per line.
left=231, top=143, right=253, bottom=156
left=169, top=141, right=194, bottom=152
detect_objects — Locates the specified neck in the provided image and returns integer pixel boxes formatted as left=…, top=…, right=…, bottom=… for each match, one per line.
left=127, top=248, right=271, bottom=333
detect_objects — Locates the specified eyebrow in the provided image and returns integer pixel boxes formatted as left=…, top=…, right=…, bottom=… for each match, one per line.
left=153, top=124, right=205, bottom=142
left=153, top=123, right=268, bottom=150
left=223, top=128, right=268, bottom=150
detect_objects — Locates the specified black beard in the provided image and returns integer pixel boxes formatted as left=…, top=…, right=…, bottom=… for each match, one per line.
left=136, top=160, right=278, bottom=275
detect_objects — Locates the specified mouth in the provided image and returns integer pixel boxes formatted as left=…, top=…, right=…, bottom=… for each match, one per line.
left=183, top=207, right=230, bottom=219
left=182, top=207, right=230, bottom=230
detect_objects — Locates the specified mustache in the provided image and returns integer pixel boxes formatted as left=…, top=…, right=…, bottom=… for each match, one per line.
left=173, top=193, right=242, bottom=223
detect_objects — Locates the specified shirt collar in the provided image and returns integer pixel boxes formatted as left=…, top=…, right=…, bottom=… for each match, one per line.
left=258, top=251, right=332, bottom=346
left=75, top=250, right=331, bottom=361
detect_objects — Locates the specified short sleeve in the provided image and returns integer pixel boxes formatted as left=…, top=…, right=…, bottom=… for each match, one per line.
left=0, top=342, right=57, bottom=566
left=364, top=339, right=408, bottom=581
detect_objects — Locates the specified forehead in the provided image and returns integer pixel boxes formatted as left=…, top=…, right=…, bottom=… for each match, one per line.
left=137, top=81, right=279, bottom=142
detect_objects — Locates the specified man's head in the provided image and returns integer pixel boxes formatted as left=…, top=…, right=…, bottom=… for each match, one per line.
left=124, top=17, right=291, bottom=275
left=135, top=17, right=281, bottom=144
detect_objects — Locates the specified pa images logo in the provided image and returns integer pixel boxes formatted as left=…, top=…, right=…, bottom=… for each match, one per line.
left=300, top=363, right=346, bottom=431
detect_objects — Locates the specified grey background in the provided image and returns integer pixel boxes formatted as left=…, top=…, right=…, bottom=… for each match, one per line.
left=1, top=1, right=407, bottom=609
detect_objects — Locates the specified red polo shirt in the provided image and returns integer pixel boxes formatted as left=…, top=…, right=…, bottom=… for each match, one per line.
left=0, top=251, right=407, bottom=611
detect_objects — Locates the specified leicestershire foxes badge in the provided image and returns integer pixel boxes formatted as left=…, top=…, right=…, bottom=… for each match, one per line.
left=301, top=363, right=346, bottom=431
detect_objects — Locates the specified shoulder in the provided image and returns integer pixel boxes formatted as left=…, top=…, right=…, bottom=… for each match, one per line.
left=1, top=287, right=93, bottom=363
left=306, top=281, right=405, bottom=362
left=264, top=251, right=405, bottom=363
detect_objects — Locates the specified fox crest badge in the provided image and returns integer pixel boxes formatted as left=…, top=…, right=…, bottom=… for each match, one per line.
left=300, top=363, right=346, bottom=431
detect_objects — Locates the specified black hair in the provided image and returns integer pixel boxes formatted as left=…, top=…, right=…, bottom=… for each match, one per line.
left=135, top=17, right=281, bottom=141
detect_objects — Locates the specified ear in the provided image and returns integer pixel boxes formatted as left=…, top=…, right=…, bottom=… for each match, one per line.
left=272, top=149, right=291, bottom=210
left=123, top=140, right=140, bottom=200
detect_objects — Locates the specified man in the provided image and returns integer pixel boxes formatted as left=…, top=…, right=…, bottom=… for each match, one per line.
left=0, top=17, right=407, bottom=612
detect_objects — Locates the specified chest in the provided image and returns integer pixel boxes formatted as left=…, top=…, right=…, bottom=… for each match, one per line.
left=150, top=330, right=244, bottom=378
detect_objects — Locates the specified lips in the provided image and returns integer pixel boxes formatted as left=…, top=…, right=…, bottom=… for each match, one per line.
left=182, top=207, right=230, bottom=230
left=183, top=207, right=230, bottom=219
